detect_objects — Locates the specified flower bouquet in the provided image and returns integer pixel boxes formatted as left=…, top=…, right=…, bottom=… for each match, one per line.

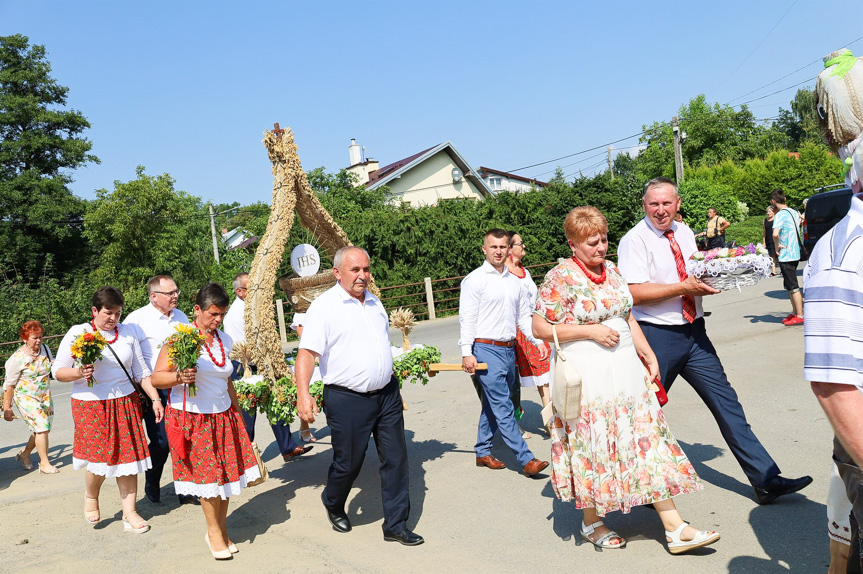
left=70, top=331, right=107, bottom=387
left=686, top=243, right=772, bottom=292
left=163, top=324, right=206, bottom=396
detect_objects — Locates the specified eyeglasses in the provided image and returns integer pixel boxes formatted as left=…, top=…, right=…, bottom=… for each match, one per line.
left=153, top=290, right=181, bottom=297
left=512, top=242, right=526, bottom=248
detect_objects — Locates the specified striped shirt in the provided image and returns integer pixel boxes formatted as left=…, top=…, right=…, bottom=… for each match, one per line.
left=803, top=195, right=863, bottom=388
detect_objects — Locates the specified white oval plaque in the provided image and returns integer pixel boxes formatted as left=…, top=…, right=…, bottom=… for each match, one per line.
left=290, top=244, right=321, bottom=277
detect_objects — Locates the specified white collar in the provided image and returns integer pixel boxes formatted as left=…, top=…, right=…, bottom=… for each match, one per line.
left=335, top=283, right=374, bottom=305
left=148, top=302, right=176, bottom=320
left=481, top=260, right=509, bottom=276
left=643, top=217, right=679, bottom=238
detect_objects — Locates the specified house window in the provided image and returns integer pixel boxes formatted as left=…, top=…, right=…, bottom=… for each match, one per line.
left=489, top=177, right=502, bottom=190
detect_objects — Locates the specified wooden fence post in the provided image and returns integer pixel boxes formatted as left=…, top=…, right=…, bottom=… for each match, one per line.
left=424, top=277, right=436, bottom=320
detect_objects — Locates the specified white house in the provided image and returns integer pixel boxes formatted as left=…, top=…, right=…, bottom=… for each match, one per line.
left=478, top=167, right=548, bottom=193
left=221, top=227, right=257, bottom=250
left=345, top=139, right=492, bottom=206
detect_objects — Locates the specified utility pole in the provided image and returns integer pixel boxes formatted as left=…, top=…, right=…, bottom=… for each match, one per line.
left=672, top=116, right=684, bottom=184
left=209, top=204, right=220, bottom=265
left=607, top=146, right=614, bottom=180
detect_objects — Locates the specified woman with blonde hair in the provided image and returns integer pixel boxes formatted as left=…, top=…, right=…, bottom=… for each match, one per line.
left=532, top=206, right=719, bottom=554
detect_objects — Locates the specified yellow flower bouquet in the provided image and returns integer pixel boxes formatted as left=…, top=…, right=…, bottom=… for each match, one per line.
left=70, top=331, right=107, bottom=387
left=163, top=324, right=206, bottom=397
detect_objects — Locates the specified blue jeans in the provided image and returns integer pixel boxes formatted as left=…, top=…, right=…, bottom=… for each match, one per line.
left=472, top=343, right=533, bottom=468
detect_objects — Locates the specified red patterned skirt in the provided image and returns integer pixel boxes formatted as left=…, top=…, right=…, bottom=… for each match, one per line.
left=166, top=407, right=260, bottom=500
left=72, top=393, right=151, bottom=477
left=515, top=328, right=551, bottom=387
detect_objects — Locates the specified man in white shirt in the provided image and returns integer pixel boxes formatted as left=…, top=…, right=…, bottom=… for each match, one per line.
left=459, top=229, right=549, bottom=477
left=296, top=247, right=423, bottom=546
left=225, top=272, right=311, bottom=462
left=123, top=274, right=191, bottom=504
left=618, top=177, right=811, bottom=505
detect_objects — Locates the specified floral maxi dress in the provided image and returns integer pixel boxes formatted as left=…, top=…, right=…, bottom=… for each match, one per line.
left=4, top=348, right=54, bottom=433
left=535, top=260, right=702, bottom=516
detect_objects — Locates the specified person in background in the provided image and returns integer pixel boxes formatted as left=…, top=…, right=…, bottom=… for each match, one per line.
left=762, top=206, right=778, bottom=276
left=770, top=190, right=804, bottom=326
left=673, top=212, right=689, bottom=227
left=124, top=274, right=192, bottom=504
left=53, top=286, right=162, bottom=534
left=695, top=207, right=730, bottom=249
left=224, top=272, right=311, bottom=461
left=3, top=320, right=59, bottom=474
left=152, top=282, right=260, bottom=560
left=504, top=231, right=551, bottom=438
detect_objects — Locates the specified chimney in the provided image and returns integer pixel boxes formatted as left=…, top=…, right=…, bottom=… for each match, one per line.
left=348, top=138, right=362, bottom=167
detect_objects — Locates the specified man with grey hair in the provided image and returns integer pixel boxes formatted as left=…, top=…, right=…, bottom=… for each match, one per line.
left=296, top=246, right=423, bottom=546
left=124, top=274, right=193, bottom=504
left=618, top=176, right=811, bottom=505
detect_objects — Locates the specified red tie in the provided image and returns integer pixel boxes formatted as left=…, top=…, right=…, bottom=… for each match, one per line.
left=663, top=229, right=696, bottom=323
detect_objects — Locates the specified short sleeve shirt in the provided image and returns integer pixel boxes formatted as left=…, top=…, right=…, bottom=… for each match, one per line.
left=774, top=208, right=801, bottom=262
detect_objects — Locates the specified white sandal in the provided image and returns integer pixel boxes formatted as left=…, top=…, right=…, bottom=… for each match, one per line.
left=122, top=511, right=151, bottom=534
left=665, top=522, right=720, bottom=554
left=581, top=520, right=626, bottom=551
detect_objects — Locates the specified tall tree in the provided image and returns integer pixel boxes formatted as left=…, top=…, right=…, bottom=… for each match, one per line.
left=0, top=34, right=98, bottom=279
left=775, top=88, right=821, bottom=150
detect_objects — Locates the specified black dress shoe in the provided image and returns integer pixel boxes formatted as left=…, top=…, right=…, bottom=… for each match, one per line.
left=754, top=475, right=813, bottom=505
left=383, top=529, right=424, bottom=546
left=325, top=506, right=352, bottom=533
left=178, top=494, right=201, bottom=506
left=144, top=480, right=160, bottom=504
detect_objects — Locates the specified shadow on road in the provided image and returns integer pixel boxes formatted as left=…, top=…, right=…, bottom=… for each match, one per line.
left=743, top=313, right=789, bottom=324
left=230, top=428, right=454, bottom=543
left=677, top=440, right=754, bottom=500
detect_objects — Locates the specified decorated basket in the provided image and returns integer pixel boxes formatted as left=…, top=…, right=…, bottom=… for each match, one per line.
left=278, top=270, right=336, bottom=312
left=686, top=244, right=772, bottom=292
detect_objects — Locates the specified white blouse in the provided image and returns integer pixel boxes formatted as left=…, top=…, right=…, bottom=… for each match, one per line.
left=168, top=329, right=234, bottom=414
left=52, top=323, right=150, bottom=401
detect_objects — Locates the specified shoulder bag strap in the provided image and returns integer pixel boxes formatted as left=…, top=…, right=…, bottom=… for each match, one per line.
left=782, top=208, right=804, bottom=245
left=551, top=324, right=566, bottom=362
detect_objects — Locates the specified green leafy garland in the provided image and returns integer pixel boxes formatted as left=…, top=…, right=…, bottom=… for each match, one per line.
left=234, top=376, right=323, bottom=425
left=392, top=346, right=441, bottom=388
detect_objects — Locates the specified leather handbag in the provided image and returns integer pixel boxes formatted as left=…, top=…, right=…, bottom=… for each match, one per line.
left=246, top=441, right=268, bottom=487
left=550, top=324, right=582, bottom=419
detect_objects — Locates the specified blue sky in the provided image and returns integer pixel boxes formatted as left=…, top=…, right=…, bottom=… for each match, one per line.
left=1, top=1, right=858, bottom=205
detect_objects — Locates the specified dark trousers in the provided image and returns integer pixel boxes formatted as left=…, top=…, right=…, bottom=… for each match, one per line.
left=834, top=437, right=863, bottom=573
left=144, top=388, right=170, bottom=487
left=231, top=360, right=297, bottom=457
left=639, top=319, right=780, bottom=486
left=322, top=377, right=410, bottom=534
left=707, top=235, right=725, bottom=249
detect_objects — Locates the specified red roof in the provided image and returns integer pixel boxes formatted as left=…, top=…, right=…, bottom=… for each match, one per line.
left=366, top=145, right=437, bottom=186
left=478, top=166, right=548, bottom=187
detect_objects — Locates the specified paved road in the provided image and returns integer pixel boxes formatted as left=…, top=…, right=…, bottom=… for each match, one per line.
left=0, top=273, right=835, bottom=573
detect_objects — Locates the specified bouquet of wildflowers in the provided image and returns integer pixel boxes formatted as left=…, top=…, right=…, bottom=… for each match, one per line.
left=163, top=324, right=206, bottom=397
left=70, top=331, right=107, bottom=387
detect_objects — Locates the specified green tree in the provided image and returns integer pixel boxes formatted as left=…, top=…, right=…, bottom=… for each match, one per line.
left=0, top=34, right=98, bottom=279
left=775, top=88, right=821, bottom=150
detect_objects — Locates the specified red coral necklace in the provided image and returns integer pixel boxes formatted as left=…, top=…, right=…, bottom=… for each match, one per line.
left=194, top=321, right=225, bottom=367
left=572, top=256, right=606, bottom=284
left=91, top=319, right=119, bottom=344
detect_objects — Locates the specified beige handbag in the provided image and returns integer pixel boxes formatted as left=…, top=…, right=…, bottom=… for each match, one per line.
left=247, top=441, right=269, bottom=487
left=550, top=324, right=582, bottom=420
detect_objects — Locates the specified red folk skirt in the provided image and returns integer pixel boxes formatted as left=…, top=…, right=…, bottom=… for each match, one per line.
left=515, top=328, right=551, bottom=387
left=166, top=407, right=260, bottom=500
left=71, top=393, right=151, bottom=477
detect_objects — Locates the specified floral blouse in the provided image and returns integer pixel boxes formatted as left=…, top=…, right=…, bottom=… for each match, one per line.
left=535, top=260, right=633, bottom=325
left=4, top=347, right=52, bottom=399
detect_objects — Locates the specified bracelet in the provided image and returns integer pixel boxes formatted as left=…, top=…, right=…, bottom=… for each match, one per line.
left=151, top=398, right=162, bottom=403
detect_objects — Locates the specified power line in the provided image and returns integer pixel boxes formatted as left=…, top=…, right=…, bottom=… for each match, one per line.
left=731, top=78, right=814, bottom=108
left=507, top=131, right=645, bottom=173
left=708, top=0, right=799, bottom=99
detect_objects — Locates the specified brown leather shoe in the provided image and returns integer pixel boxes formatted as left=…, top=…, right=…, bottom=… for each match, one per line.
left=475, top=455, right=506, bottom=470
left=522, top=459, right=549, bottom=477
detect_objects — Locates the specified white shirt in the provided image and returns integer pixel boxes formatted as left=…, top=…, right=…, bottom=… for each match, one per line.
left=124, top=303, right=190, bottom=371
left=169, top=330, right=234, bottom=413
left=299, top=284, right=394, bottom=393
left=290, top=312, right=306, bottom=331
left=52, top=323, right=150, bottom=401
left=617, top=218, right=705, bottom=326
left=458, top=260, right=541, bottom=357
left=222, top=297, right=246, bottom=344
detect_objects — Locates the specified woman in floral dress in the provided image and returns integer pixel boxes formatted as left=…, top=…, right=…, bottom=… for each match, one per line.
left=3, top=320, right=59, bottom=473
left=532, top=206, right=719, bottom=554
left=152, top=282, right=260, bottom=560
